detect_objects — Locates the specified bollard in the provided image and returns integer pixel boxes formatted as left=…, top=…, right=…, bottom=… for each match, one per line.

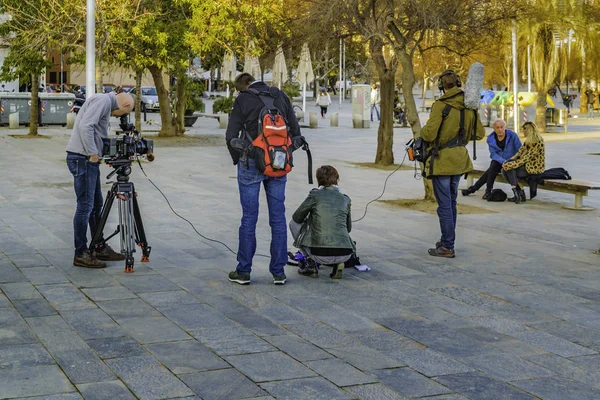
left=309, top=112, right=318, bottom=129
left=330, top=112, right=339, bottom=127
left=352, top=114, right=369, bottom=128
left=66, top=112, right=76, bottom=130
left=295, top=110, right=304, bottom=122
left=9, top=112, right=19, bottom=129
left=218, top=114, right=229, bottom=129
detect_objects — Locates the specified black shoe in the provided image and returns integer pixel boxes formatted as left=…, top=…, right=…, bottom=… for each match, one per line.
left=508, top=188, right=522, bottom=204
left=428, top=246, right=456, bottom=258
left=520, top=189, right=527, bottom=202
left=228, top=270, right=251, bottom=285
left=482, top=191, right=491, bottom=200
left=298, top=259, right=318, bottom=277
left=461, top=187, right=475, bottom=196
left=73, top=253, right=106, bottom=268
left=93, top=244, right=125, bottom=261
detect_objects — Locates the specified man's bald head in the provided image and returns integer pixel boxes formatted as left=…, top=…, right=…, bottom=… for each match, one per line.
left=112, top=93, right=134, bottom=116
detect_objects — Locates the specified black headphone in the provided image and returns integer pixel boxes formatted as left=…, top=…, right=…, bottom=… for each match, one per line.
left=437, top=70, right=462, bottom=91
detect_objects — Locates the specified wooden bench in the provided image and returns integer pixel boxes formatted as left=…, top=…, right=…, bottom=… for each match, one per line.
left=466, top=168, right=600, bottom=211
left=193, top=112, right=229, bottom=129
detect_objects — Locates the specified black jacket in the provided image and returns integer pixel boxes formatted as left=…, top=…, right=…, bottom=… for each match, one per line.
left=225, top=82, right=301, bottom=165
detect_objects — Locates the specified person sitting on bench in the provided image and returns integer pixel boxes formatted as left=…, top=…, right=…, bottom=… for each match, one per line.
left=502, top=121, right=546, bottom=204
left=289, top=165, right=354, bottom=279
left=462, top=118, right=521, bottom=199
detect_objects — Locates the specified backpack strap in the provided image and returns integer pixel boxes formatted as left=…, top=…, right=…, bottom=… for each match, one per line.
left=429, top=103, right=452, bottom=177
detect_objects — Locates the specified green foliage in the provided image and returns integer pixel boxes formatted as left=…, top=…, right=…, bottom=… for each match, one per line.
left=185, top=80, right=206, bottom=111
left=213, top=96, right=235, bottom=114
left=282, top=81, right=300, bottom=99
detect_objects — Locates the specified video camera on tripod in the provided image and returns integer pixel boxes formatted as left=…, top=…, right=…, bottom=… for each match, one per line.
left=90, top=115, right=155, bottom=273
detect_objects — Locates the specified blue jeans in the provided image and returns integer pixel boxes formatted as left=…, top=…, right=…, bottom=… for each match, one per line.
left=432, top=175, right=461, bottom=250
left=66, top=153, right=104, bottom=256
left=371, top=104, right=380, bottom=121
left=236, top=159, right=287, bottom=276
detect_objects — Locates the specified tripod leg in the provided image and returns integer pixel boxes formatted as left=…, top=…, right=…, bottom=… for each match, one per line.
left=131, top=184, right=151, bottom=262
left=90, top=184, right=117, bottom=251
left=118, top=191, right=136, bottom=273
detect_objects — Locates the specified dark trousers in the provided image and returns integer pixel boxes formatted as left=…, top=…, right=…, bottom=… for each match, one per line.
left=66, top=152, right=104, bottom=256
left=432, top=175, right=461, bottom=250
left=320, top=106, right=328, bottom=117
left=472, top=160, right=503, bottom=192
left=502, top=165, right=529, bottom=187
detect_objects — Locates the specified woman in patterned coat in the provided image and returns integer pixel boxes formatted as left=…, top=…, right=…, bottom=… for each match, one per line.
left=502, top=121, right=546, bottom=204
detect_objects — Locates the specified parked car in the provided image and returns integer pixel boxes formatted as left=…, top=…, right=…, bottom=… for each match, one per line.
left=121, top=85, right=135, bottom=93
left=130, top=86, right=159, bottom=112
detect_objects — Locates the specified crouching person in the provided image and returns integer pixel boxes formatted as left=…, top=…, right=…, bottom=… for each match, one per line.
left=289, top=166, right=353, bottom=279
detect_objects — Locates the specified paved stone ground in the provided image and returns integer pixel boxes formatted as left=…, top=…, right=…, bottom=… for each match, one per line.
left=0, top=100, right=599, bottom=399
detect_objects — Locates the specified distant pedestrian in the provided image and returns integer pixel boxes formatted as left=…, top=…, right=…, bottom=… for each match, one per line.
left=585, top=88, right=595, bottom=119
left=316, top=88, right=331, bottom=118
left=370, top=84, right=380, bottom=122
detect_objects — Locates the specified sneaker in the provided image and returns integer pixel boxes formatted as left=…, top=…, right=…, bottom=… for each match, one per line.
left=93, top=244, right=125, bottom=261
left=428, top=246, right=456, bottom=258
left=330, top=263, right=344, bottom=279
left=298, top=259, right=318, bottom=278
left=273, top=275, right=287, bottom=285
left=228, top=270, right=251, bottom=285
left=73, top=253, right=106, bottom=268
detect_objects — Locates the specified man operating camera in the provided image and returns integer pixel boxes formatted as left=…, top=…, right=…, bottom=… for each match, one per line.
left=66, top=91, right=134, bottom=268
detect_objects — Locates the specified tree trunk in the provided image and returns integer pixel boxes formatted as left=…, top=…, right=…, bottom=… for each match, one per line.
left=399, top=51, right=435, bottom=201
left=149, top=65, right=177, bottom=137
left=536, top=89, right=547, bottom=133
left=174, top=72, right=186, bottom=133
left=134, top=70, right=143, bottom=132
left=29, top=73, right=39, bottom=136
left=375, top=70, right=395, bottom=165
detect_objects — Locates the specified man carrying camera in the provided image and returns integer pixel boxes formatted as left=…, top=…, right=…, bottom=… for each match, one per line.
left=66, top=92, right=134, bottom=268
left=225, top=73, right=302, bottom=285
left=421, top=70, right=485, bottom=258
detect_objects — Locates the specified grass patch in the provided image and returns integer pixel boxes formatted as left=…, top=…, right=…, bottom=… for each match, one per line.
left=144, top=134, right=223, bottom=148
left=9, top=134, right=52, bottom=139
left=348, top=161, right=413, bottom=171
left=380, top=199, right=497, bottom=215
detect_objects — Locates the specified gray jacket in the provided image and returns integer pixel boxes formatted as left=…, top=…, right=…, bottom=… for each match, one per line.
left=66, top=93, right=119, bottom=157
left=292, top=186, right=353, bottom=250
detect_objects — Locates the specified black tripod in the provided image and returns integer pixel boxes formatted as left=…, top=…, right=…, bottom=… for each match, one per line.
left=90, top=160, right=151, bottom=272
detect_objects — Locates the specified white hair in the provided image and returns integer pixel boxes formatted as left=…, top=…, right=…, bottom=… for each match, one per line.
left=492, top=118, right=506, bottom=127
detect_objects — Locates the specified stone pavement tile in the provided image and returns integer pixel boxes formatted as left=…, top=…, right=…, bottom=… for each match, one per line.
left=160, top=304, right=239, bottom=331
left=21, top=266, right=69, bottom=285
left=0, top=292, right=9, bottom=308
left=77, top=381, right=136, bottom=400
left=226, top=351, right=317, bottom=382
left=0, top=320, right=39, bottom=345
left=107, top=355, right=194, bottom=400
left=263, top=334, right=332, bottom=362
left=525, top=353, right=600, bottom=389
left=64, top=269, right=121, bottom=289
left=8, top=253, right=50, bottom=268
left=37, top=284, right=96, bottom=311
left=61, top=309, right=127, bottom=340
left=138, top=290, right=201, bottom=307
left=415, top=395, right=468, bottom=400
left=0, top=365, right=75, bottom=399
left=259, top=377, right=353, bottom=400
left=278, top=296, right=342, bottom=314
left=253, top=304, right=312, bottom=324
left=1, top=282, right=44, bottom=300
left=0, top=343, right=54, bottom=369
left=467, top=316, right=530, bottom=334
left=96, top=298, right=161, bottom=319
left=346, top=383, right=408, bottom=400
left=331, top=296, right=415, bottom=320
left=87, top=336, right=147, bottom=359
left=146, top=340, right=229, bottom=374
left=304, top=358, right=378, bottom=386
left=13, top=299, right=57, bottom=317
left=512, top=376, right=600, bottom=400
left=221, top=308, right=290, bottom=337
left=455, top=326, right=549, bottom=357
left=508, top=330, right=596, bottom=357
left=180, top=369, right=268, bottom=400
left=561, top=311, right=600, bottom=331
left=283, top=322, right=359, bottom=349
left=311, top=308, right=381, bottom=331
left=346, top=328, right=425, bottom=352
left=405, top=306, right=475, bottom=329
left=325, top=344, right=404, bottom=371
left=434, top=372, right=537, bottom=400
left=374, top=368, right=453, bottom=398
left=11, top=394, right=83, bottom=400
left=26, top=315, right=71, bottom=334
left=118, top=316, right=191, bottom=343
left=415, top=294, right=491, bottom=317
left=386, top=348, right=475, bottom=377
left=116, top=274, right=181, bottom=293
left=460, top=353, right=555, bottom=382
left=192, top=326, right=276, bottom=356
left=82, top=286, right=138, bottom=302
left=0, top=264, right=28, bottom=283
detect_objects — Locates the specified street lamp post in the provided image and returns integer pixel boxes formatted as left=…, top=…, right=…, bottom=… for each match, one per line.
left=86, top=0, right=95, bottom=97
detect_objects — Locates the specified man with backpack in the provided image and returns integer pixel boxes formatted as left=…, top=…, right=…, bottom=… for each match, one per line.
left=225, top=73, right=303, bottom=285
left=420, top=70, right=485, bottom=258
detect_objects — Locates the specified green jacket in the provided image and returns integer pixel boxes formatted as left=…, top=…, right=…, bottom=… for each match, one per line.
left=292, top=186, right=353, bottom=250
left=420, top=87, right=486, bottom=177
